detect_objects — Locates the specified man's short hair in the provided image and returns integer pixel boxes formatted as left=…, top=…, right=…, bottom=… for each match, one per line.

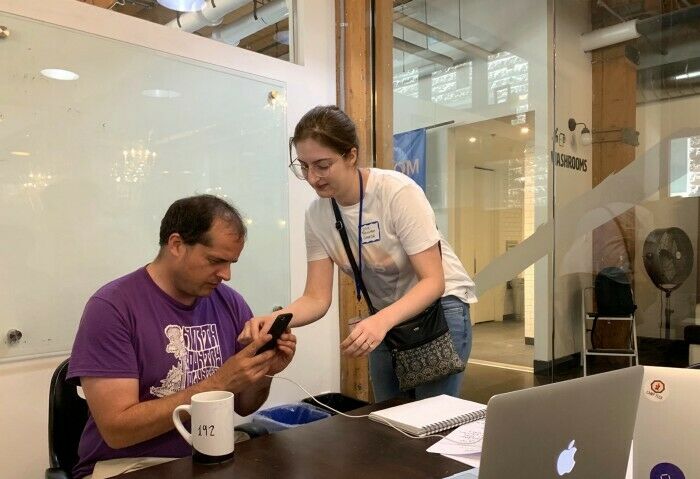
left=159, top=195, right=247, bottom=247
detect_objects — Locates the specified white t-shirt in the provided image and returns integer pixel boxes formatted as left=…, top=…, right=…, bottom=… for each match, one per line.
left=305, top=168, right=476, bottom=310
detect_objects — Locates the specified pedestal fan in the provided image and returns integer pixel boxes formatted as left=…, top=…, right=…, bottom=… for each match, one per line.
left=642, top=227, right=694, bottom=339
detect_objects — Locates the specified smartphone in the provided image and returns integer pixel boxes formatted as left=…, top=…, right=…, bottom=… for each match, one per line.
left=255, top=313, right=293, bottom=355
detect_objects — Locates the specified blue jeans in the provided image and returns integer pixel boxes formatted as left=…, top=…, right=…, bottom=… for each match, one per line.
left=369, top=296, right=472, bottom=402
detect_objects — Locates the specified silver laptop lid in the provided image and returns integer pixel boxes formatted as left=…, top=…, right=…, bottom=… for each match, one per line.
left=634, top=366, right=700, bottom=479
left=479, top=366, right=644, bottom=479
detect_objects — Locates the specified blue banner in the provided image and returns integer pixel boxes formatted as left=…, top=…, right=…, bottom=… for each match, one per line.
left=393, top=128, right=426, bottom=190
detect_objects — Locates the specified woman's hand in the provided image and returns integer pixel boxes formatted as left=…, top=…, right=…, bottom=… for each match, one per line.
left=238, top=314, right=275, bottom=345
left=340, top=316, right=390, bottom=357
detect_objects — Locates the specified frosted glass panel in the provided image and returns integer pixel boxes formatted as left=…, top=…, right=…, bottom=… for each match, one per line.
left=0, top=13, right=290, bottom=361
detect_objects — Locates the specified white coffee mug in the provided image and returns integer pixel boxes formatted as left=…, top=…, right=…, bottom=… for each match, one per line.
left=173, top=391, right=235, bottom=463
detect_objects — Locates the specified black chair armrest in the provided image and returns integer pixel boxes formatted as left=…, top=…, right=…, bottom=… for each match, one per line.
left=45, top=467, right=71, bottom=479
left=234, top=422, right=269, bottom=439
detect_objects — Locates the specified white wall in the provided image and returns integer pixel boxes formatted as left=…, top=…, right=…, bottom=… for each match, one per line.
left=0, top=1, right=337, bottom=477
left=552, top=0, right=593, bottom=359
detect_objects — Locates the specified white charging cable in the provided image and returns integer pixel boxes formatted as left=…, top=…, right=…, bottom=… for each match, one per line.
left=266, top=374, right=483, bottom=446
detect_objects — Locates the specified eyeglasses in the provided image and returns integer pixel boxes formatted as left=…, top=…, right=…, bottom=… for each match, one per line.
left=288, top=157, right=340, bottom=180
left=287, top=138, right=351, bottom=181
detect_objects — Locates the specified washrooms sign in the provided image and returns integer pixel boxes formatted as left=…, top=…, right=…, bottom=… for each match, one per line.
left=393, top=128, right=427, bottom=190
left=552, top=150, right=588, bottom=173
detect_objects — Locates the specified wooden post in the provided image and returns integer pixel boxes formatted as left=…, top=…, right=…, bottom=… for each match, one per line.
left=337, top=0, right=394, bottom=402
left=337, top=0, right=372, bottom=402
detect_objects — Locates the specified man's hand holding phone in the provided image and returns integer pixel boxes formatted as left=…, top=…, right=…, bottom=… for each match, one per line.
left=238, top=313, right=296, bottom=375
left=266, top=329, right=296, bottom=375
left=255, top=313, right=293, bottom=355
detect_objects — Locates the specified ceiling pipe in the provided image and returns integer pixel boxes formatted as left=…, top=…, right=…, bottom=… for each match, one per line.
left=638, top=57, right=700, bottom=104
left=581, top=4, right=700, bottom=52
left=165, top=0, right=249, bottom=32
left=580, top=19, right=640, bottom=51
left=211, top=0, right=288, bottom=46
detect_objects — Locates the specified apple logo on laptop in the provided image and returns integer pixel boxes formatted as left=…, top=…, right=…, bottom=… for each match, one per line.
left=556, top=440, right=577, bottom=476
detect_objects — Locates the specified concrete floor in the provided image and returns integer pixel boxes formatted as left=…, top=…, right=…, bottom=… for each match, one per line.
left=470, top=320, right=533, bottom=368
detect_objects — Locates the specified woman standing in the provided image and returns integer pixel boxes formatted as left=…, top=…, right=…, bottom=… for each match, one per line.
left=241, top=105, right=476, bottom=401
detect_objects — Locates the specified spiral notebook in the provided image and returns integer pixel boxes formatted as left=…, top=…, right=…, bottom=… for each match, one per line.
left=368, top=394, right=487, bottom=436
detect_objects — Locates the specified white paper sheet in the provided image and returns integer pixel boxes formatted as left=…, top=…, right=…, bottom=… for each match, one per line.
left=427, top=420, right=485, bottom=456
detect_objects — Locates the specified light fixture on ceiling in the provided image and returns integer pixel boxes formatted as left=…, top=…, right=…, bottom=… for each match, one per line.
left=40, top=69, right=79, bottom=81
left=141, top=89, right=181, bottom=98
left=468, top=137, right=477, bottom=143
left=520, top=126, right=530, bottom=135
left=568, top=118, right=592, bottom=146
left=675, top=71, right=700, bottom=80
left=11, top=151, right=30, bottom=157
left=156, top=0, right=205, bottom=12
left=273, top=29, right=290, bottom=45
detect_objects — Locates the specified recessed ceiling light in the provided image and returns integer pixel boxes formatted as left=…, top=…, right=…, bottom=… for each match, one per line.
left=142, top=89, right=181, bottom=99
left=10, top=151, right=30, bottom=157
left=40, top=69, right=79, bottom=81
left=468, top=137, right=477, bottom=143
left=520, top=126, right=530, bottom=134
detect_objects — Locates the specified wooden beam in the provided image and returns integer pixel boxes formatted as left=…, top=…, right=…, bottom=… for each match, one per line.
left=338, top=0, right=372, bottom=403
left=76, top=0, right=116, bottom=8
left=393, top=11, right=491, bottom=60
left=392, top=37, right=454, bottom=67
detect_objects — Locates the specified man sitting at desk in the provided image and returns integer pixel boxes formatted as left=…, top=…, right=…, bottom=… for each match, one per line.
left=67, top=195, right=296, bottom=479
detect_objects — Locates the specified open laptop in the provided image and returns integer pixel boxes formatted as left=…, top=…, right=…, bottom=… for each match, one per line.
left=473, top=366, right=644, bottom=479
left=633, top=366, right=700, bottom=479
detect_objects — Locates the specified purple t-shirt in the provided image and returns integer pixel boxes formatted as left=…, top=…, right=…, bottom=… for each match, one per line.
left=67, top=266, right=252, bottom=479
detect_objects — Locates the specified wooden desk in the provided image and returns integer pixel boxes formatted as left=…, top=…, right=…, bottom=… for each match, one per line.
left=119, top=402, right=470, bottom=479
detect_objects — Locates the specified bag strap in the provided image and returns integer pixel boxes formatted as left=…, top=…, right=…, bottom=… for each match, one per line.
left=331, top=198, right=379, bottom=315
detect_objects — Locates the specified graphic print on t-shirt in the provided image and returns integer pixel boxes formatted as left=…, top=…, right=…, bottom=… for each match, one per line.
left=150, top=323, right=223, bottom=397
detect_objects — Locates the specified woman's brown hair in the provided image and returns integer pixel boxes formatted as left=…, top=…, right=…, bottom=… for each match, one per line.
left=290, top=105, right=359, bottom=160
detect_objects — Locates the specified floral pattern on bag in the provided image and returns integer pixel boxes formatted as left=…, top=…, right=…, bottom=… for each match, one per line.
left=391, top=331, right=465, bottom=391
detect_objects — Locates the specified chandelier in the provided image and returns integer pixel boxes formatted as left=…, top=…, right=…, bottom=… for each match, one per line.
left=112, top=146, right=157, bottom=184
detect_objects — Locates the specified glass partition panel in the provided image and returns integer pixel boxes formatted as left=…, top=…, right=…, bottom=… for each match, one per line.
left=392, top=0, right=552, bottom=386
left=553, top=0, right=700, bottom=379
left=0, top=12, right=290, bottom=361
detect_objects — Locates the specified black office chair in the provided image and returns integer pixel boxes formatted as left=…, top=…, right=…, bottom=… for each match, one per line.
left=45, top=359, right=269, bottom=479
left=46, top=358, right=88, bottom=479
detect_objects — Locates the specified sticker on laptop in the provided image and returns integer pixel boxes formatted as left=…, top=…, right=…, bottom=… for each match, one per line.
left=650, top=462, right=685, bottom=479
left=643, top=378, right=668, bottom=402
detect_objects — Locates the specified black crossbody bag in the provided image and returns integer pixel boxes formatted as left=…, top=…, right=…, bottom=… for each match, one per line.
left=331, top=198, right=465, bottom=391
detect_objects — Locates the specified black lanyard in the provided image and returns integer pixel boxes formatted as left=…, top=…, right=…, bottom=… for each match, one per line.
left=356, top=169, right=364, bottom=302
left=331, top=170, right=368, bottom=305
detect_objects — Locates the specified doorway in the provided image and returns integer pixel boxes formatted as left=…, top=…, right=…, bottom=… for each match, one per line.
left=450, top=113, right=535, bottom=370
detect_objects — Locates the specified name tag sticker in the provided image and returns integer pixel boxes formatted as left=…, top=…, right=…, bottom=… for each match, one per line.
left=360, top=221, right=381, bottom=244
